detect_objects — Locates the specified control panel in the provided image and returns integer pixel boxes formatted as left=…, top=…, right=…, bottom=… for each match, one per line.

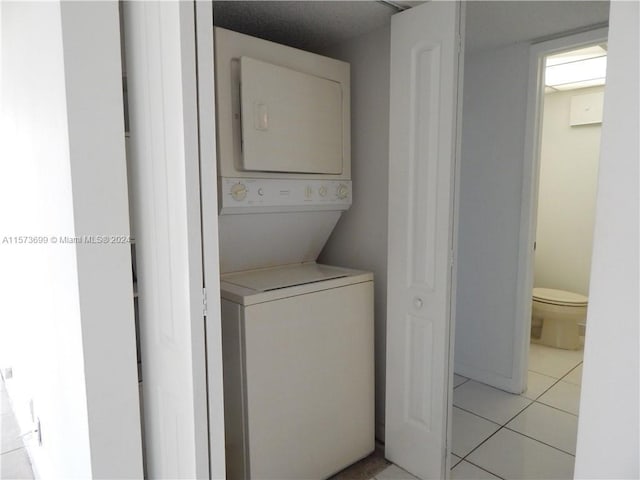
left=219, top=178, right=352, bottom=214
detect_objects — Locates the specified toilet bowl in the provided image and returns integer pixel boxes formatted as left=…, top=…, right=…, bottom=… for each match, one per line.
left=531, top=288, right=588, bottom=350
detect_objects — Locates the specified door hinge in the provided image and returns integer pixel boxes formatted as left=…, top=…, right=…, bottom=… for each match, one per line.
left=450, top=250, right=455, bottom=269
left=202, top=287, right=208, bottom=317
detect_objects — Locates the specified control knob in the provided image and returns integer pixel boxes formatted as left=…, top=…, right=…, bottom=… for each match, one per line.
left=336, top=183, right=349, bottom=200
left=230, top=182, right=248, bottom=201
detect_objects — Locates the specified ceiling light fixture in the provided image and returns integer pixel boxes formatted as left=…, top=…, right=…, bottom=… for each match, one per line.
left=545, top=45, right=607, bottom=92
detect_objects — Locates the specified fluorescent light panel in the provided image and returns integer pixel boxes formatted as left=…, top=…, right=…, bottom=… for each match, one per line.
left=553, top=78, right=606, bottom=91
left=546, top=45, right=606, bottom=67
left=545, top=45, right=607, bottom=91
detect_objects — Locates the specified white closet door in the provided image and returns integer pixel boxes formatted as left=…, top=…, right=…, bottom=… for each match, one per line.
left=123, top=2, right=210, bottom=478
left=385, top=1, right=464, bottom=479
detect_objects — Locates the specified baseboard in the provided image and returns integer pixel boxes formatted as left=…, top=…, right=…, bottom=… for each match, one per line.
left=454, top=362, right=523, bottom=394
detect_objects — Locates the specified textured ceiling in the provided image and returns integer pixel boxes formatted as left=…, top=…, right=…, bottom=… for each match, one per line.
left=213, top=1, right=398, bottom=52
left=212, top=1, right=610, bottom=54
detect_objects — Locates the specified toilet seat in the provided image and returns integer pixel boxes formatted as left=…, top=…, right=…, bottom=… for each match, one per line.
left=533, top=287, right=588, bottom=307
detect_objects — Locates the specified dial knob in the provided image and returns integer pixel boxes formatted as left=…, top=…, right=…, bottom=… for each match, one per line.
left=230, top=182, right=247, bottom=201
left=336, top=184, right=349, bottom=200
left=318, top=186, right=328, bottom=197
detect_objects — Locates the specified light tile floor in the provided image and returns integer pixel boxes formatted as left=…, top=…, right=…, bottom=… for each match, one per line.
left=370, top=342, right=583, bottom=480
left=3, top=344, right=582, bottom=480
left=1, top=379, right=35, bottom=480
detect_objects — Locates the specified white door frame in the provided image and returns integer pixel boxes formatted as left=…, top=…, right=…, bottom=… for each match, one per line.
left=515, top=26, right=609, bottom=387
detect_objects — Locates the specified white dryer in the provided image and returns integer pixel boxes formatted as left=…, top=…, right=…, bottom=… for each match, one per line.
left=214, top=27, right=352, bottom=275
left=219, top=263, right=374, bottom=479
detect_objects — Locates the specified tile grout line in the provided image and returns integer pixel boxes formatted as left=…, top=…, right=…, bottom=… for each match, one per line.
left=454, top=376, right=556, bottom=475
left=451, top=404, right=503, bottom=428
left=528, top=359, right=582, bottom=401
left=458, top=457, right=507, bottom=480
left=529, top=357, right=583, bottom=382
left=558, top=361, right=583, bottom=383
left=531, top=361, right=582, bottom=416
left=453, top=360, right=581, bottom=430
left=1, top=377, right=36, bottom=480
left=528, top=374, right=565, bottom=402
left=529, top=368, right=561, bottom=378
left=457, top=398, right=536, bottom=465
left=501, top=425, right=576, bottom=457
left=453, top=377, right=470, bottom=389
left=452, top=355, right=583, bottom=478
left=533, top=398, right=579, bottom=417
left=0, top=445, right=27, bottom=457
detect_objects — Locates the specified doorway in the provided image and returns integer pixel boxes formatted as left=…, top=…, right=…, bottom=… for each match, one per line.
left=531, top=43, right=607, bottom=349
left=449, top=29, right=608, bottom=479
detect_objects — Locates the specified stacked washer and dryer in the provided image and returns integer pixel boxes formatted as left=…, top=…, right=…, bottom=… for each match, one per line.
left=213, top=28, right=375, bottom=479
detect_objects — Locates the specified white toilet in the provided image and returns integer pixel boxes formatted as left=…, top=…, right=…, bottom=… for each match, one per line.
left=531, top=287, right=588, bottom=350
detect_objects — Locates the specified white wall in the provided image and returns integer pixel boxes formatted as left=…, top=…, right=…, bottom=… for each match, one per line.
left=454, top=42, right=531, bottom=389
left=0, top=2, right=142, bottom=478
left=574, top=1, right=639, bottom=477
left=319, top=24, right=390, bottom=440
left=534, top=86, right=603, bottom=296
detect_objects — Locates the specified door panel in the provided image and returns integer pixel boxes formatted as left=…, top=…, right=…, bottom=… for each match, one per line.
left=386, top=2, right=463, bottom=479
left=123, top=2, right=210, bottom=478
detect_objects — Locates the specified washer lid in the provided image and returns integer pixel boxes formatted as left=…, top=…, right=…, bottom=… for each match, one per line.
left=222, top=263, right=350, bottom=292
left=220, top=263, right=373, bottom=306
left=533, top=287, right=588, bottom=306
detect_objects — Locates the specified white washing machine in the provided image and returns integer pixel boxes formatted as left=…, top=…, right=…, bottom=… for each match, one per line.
left=220, top=263, right=375, bottom=480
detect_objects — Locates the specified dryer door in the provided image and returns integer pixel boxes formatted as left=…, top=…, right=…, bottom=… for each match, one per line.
left=240, top=56, right=343, bottom=174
